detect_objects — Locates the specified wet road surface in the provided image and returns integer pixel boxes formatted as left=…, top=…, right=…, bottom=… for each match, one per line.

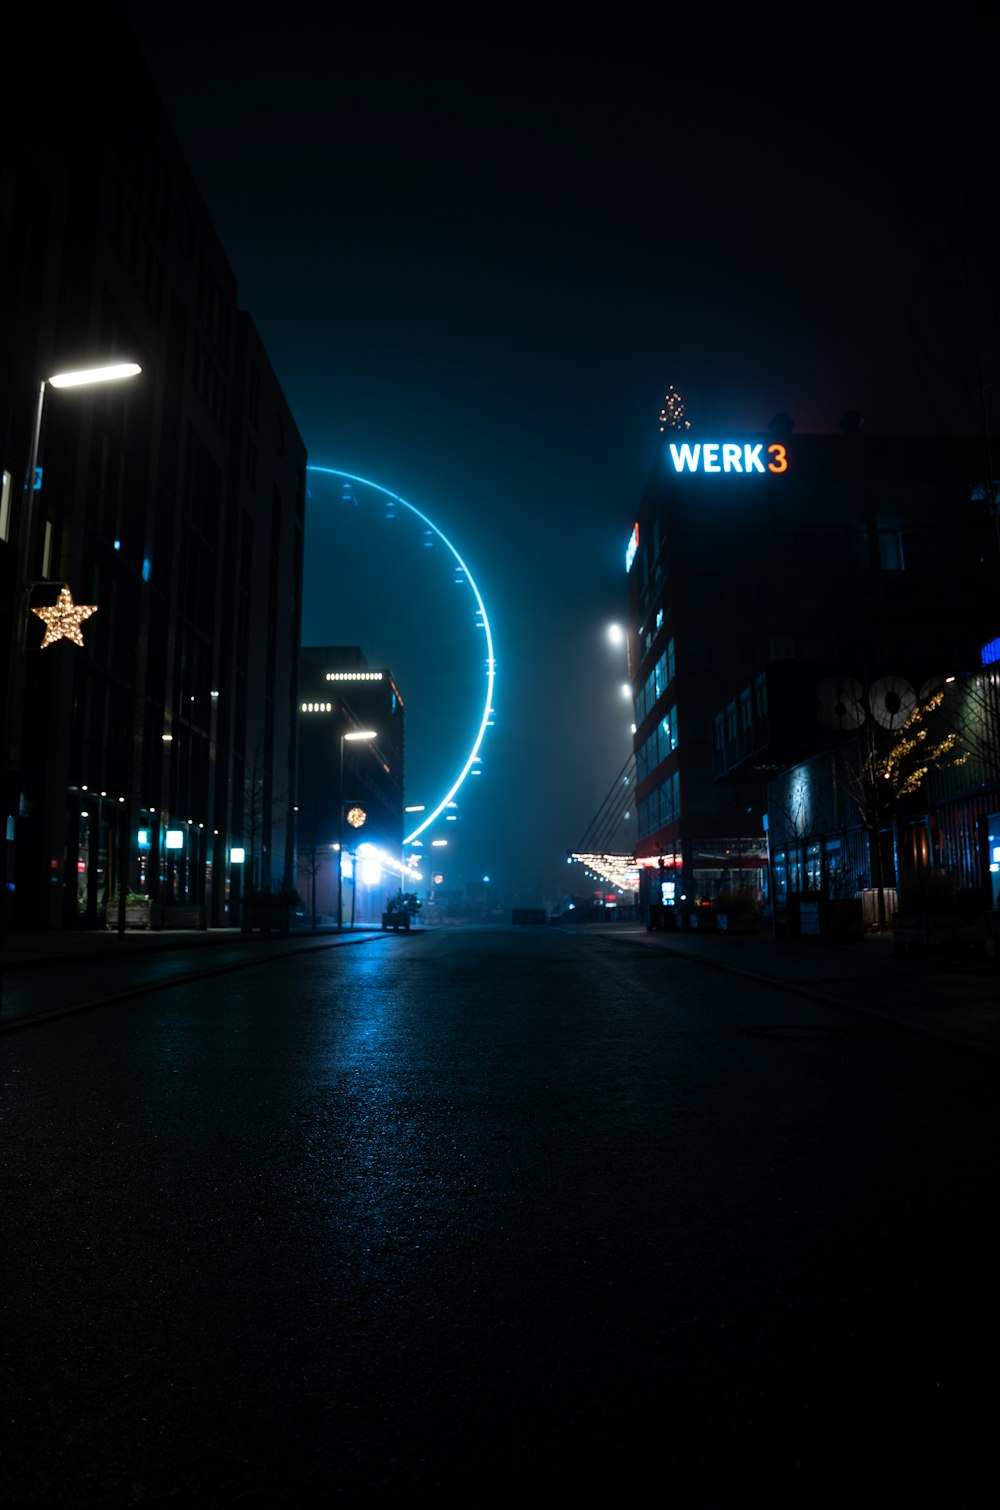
left=2, top=925, right=997, bottom=1506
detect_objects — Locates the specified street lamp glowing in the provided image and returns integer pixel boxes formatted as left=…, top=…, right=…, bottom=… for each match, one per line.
left=338, top=725, right=378, bottom=930
left=1, top=356, right=146, bottom=989
left=48, top=362, right=142, bottom=388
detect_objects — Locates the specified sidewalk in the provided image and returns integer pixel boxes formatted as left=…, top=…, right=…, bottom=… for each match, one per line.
left=0, top=923, right=383, bottom=969
left=563, top=919, right=1000, bottom=1061
left=0, top=924, right=389, bottom=1032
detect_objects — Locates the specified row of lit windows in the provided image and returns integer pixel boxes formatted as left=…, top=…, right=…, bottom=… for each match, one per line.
left=637, top=768, right=680, bottom=841
left=635, top=637, right=676, bottom=726
left=325, top=671, right=384, bottom=681
left=301, top=702, right=334, bottom=713
left=641, top=607, right=664, bottom=657
left=636, top=705, right=678, bottom=782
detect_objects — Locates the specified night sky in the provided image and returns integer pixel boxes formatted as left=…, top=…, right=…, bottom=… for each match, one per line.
left=121, top=0, right=997, bottom=907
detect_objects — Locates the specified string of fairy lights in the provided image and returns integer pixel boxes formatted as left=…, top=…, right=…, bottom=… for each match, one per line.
left=30, top=585, right=98, bottom=647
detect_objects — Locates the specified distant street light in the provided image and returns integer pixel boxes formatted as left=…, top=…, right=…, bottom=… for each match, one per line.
left=338, top=724, right=378, bottom=931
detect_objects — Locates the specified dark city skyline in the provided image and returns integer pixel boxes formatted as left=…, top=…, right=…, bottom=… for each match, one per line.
left=121, top=0, right=998, bottom=905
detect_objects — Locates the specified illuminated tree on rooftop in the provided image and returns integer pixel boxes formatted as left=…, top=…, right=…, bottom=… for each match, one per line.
left=658, top=385, right=691, bottom=433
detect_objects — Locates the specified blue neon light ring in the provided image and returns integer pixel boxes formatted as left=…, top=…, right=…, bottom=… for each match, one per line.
left=306, top=466, right=496, bottom=845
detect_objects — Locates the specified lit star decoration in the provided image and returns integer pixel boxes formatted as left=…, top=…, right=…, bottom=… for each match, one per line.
left=31, top=586, right=98, bottom=648
left=658, top=385, right=691, bottom=433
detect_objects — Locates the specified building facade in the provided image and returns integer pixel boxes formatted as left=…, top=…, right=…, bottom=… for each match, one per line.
left=296, top=648, right=406, bottom=927
left=760, top=654, right=1000, bottom=927
left=2, top=12, right=306, bottom=932
left=626, top=413, right=999, bottom=918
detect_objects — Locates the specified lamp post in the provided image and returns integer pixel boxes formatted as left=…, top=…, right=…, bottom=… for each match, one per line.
left=337, top=726, right=377, bottom=931
left=1, top=359, right=141, bottom=1009
left=18, top=363, right=141, bottom=600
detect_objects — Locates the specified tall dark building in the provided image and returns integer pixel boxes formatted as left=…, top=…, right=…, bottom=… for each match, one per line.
left=296, top=648, right=405, bottom=926
left=626, top=414, right=999, bottom=915
left=1, top=11, right=305, bottom=931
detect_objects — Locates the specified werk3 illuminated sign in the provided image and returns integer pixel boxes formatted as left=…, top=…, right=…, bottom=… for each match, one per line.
left=628, top=440, right=791, bottom=569
left=667, top=441, right=789, bottom=475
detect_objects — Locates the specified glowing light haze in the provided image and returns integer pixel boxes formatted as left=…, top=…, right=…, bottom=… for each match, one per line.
left=307, top=466, right=496, bottom=846
left=123, top=0, right=997, bottom=907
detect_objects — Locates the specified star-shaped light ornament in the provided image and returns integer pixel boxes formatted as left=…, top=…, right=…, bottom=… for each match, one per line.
left=31, top=586, right=98, bottom=648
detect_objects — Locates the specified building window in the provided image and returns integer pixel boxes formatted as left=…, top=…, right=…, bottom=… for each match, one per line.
left=878, top=529, right=904, bottom=571
left=772, top=852, right=788, bottom=905
left=248, top=363, right=261, bottom=430
left=636, top=637, right=676, bottom=725
left=637, top=768, right=680, bottom=840
left=636, top=705, right=677, bottom=781
left=654, top=650, right=667, bottom=701
left=0, top=469, right=11, bottom=542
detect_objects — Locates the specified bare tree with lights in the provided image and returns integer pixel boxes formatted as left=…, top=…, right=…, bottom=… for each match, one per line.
left=768, top=779, right=812, bottom=899
left=295, top=797, right=326, bottom=933
left=240, top=735, right=278, bottom=929
left=835, top=691, right=969, bottom=929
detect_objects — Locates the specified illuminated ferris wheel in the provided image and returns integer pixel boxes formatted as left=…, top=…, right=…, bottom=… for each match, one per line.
left=305, top=466, right=496, bottom=847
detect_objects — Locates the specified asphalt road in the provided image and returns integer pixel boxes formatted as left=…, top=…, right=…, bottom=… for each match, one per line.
left=2, top=925, right=997, bottom=1507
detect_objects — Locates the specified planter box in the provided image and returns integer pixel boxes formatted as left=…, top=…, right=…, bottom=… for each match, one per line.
left=245, top=903, right=296, bottom=934
left=107, top=903, right=151, bottom=930
left=647, top=904, right=678, bottom=931
left=891, top=912, right=989, bottom=954
left=800, top=897, right=864, bottom=942
left=717, top=911, right=761, bottom=935
left=243, top=892, right=302, bottom=934
left=150, top=902, right=207, bottom=931
left=382, top=910, right=411, bottom=931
